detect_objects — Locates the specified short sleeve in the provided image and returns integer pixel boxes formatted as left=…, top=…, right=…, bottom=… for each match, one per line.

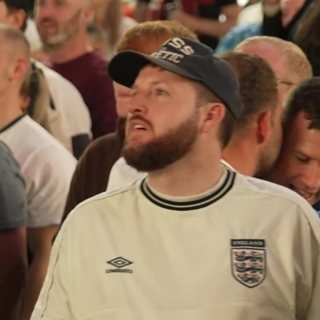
left=25, top=145, right=76, bottom=228
left=0, top=142, right=27, bottom=231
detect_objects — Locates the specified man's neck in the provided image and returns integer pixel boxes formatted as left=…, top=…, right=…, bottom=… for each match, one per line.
left=0, top=95, right=24, bottom=131
left=222, top=139, right=257, bottom=177
left=147, top=145, right=224, bottom=197
left=48, top=35, right=93, bottom=64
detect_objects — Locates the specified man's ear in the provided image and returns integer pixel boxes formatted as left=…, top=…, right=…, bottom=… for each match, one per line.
left=8, top=9, right=26, bottom=30
left=201, top=102, right=225, bottom=134
left=255, top=110, right=272, bottom=145
left=10, top=58, right=29, bottom=82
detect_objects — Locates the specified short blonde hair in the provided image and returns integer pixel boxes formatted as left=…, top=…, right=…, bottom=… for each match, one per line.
left=117, top=20, right=198, bottom=54
left=235, top=36, right=312, bottom=83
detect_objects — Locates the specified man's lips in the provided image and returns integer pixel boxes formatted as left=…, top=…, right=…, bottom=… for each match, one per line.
left=128, top=120, right=148, bottom=132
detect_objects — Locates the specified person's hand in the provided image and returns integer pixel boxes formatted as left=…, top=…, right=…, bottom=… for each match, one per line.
left=168, top=10, right=198, bottom=31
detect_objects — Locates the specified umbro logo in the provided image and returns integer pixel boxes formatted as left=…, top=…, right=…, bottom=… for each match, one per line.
left=106, top=257, right=133, bottom=273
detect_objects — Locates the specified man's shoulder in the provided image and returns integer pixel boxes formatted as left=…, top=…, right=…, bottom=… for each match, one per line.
left=67, top=181, right=141, bottom=218
left=235, top=174, right=318, bottom=214
left=34, top=61, right=86, bottom=105
left=13, top=117, right=76, bottom=165
left=233, top=175, right=320, bottom=236
left=35, top=60, right=75, bottom=87
left=236, top=174, right=304, bottom=202
left=32, top=60, right=91, bottom=139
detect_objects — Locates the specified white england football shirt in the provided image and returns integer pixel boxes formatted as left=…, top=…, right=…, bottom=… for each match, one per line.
left=32, top=170, right=320, bottom=320
left=0, top=115, right=77, bottom=227
left=107, top=157, right=235, bottom=192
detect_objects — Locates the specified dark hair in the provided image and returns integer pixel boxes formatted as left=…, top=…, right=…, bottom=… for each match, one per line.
left=293, top=1, right=320, bottom=75
left=283, top=77, right=320, bottom=131
left=219, top=51, right=278, bottom=136
left=192, top=82, right=236, bottom=149
left=5, top=4, right=28, bottom=32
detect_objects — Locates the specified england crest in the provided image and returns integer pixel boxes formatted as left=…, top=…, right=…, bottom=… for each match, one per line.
left=231, top=239, right=266, bottom=288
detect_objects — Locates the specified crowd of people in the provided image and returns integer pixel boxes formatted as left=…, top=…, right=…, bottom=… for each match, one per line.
left=0, top=0, right=320, bottom=319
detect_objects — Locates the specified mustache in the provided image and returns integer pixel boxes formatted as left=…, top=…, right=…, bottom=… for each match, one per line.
left=127, top=115, right=152, bottom=128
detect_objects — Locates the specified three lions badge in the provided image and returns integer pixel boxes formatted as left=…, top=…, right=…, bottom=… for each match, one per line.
left=231, top=239, right=266, bottom=288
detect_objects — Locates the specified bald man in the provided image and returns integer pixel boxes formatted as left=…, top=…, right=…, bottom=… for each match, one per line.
left=0, top=25, right=77, bottom=319
left=234, top=36, right=312, bottom=109
left=35, top=0, right=117, bottom=139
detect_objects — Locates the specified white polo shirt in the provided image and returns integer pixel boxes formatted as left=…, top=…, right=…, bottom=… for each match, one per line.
left=0, top=115, right=77, bottom=227
left=32, top=170, right=320, bottom=320
left=35, top=61, right=92, bottom=155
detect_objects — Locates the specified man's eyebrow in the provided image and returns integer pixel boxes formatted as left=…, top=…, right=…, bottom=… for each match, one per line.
left=131, top=81, right=168, bottom=90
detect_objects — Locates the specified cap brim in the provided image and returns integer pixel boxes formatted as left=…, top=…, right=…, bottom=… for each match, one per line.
left=108, top=51, right=200, bottom=87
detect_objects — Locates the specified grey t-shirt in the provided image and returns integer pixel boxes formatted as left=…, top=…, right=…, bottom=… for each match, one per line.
left=0, top=141, right=27, bottom=231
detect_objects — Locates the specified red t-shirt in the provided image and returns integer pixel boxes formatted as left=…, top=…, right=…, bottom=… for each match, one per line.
left=52, top=52, right=117, bottom=139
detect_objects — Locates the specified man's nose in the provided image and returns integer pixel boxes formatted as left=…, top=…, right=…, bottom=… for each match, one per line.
left=127, top=91, right=148, bottom=115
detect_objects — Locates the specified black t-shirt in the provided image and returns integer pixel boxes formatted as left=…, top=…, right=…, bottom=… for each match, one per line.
left=197, top=0, right=237, bottom=49
left=139, top=0, right=237, bottom=49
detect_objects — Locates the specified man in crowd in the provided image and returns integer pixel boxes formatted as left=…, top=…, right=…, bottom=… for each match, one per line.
left=0, top=25, right=76, bottom=319
left=32, top=37, right=320, bottom=319
left=0, top=0, right=92, bottom=157
left=235, top=36, right=312, bottom=107
left=0, top=141, right=27, bottom=320
left=105, top=36, right=310, bottom=191
left=63, top=20, right=198, bottom=216
left=105, top=50, right=282, bottom=190
left=220, top=52, right=282, bottom=177
left=267, top=77, right=320, bottom=215
left=35, top=0, right=117, bottom=139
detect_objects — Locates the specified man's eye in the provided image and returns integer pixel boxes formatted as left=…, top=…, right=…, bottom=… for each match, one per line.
left=296, top=156, right=310, bottom=163
left=156, top=88, right=167, bottom=96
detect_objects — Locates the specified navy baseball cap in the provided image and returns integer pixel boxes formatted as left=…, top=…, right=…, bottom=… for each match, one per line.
left=3, top=0, right=28, bottom=11
left=108, top=37, right=243, bottom=119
